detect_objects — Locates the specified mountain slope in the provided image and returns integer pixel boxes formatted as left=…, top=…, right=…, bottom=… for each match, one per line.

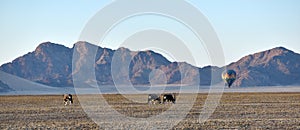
left=0, top=42, right=299, bottom=88
left=1, top=42, right=200, bottom=87
left=0, top=42, right=73, bottom=87
left=227, top=47, right=300, bottom=87
left=0, top=80, right=12, bottom=92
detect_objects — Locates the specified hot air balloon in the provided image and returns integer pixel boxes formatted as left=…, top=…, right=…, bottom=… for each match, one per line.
left=222, top=70, right=236, bottom=88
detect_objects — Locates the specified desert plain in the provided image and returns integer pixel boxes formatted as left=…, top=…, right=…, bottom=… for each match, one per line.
left=1, top=92, right=300, bottom=129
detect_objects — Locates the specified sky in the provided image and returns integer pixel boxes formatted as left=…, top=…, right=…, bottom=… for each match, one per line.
left=0, top=0, right=299, bottom=67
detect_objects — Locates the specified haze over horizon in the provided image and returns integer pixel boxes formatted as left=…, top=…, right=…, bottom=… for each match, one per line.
left=1, top=0, right=299, bottom=67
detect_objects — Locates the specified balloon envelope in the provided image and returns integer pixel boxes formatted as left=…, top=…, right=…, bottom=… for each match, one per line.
left=222, top=70, right=236, bottom=88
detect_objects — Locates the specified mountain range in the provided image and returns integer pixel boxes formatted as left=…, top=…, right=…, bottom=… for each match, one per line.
left=1, top=41, right=299, bottom=89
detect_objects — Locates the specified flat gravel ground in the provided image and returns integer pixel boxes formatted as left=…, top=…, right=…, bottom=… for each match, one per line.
left=0, top=93, right=300, bottom=129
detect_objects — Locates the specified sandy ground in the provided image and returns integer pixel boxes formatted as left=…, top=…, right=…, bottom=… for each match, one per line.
left=1, top=93, right=300, bottom=129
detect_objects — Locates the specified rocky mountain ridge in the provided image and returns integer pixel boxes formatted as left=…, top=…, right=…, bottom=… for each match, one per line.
left=227, top=47, right=300, bottom=87
left=1, top=42, right=299, bottom=87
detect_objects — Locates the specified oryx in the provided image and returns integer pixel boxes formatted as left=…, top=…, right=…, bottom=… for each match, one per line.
left=148, top=94, right=161, bottom=104
left=63, top=94, right=73, bottom=105
left=161, top=93, right=176, bottom=104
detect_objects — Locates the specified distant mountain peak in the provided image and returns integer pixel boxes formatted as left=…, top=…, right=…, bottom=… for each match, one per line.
left=35, top=42, right=70, bottom=55
left=74, top=41, right=92, bottom=45
left=37, top=41, right=55, bottom=46
left=36, top=42, right=65, bottom=49
left=73, top=41, right=99, bottom=49
left=273, top=46, right=291, bottom=51
left=35, top=42, right=71, bottom=58
left=266, top=46, right=293, bottom=55
left=228, top=46, right=300, bottom=87
left=116, top=46, right=131, bottom=52
left=230, top=46, right=296, bottom=68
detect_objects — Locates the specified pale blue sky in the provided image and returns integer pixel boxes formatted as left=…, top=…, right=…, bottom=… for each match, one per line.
left=1, top=0, right=299, bottom=67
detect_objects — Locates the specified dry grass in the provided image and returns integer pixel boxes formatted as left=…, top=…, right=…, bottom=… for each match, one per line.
left=0, top=93, right=300, bottom=129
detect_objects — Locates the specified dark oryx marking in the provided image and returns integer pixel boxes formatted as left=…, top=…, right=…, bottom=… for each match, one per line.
left=63, top=94, right=73, bottom=105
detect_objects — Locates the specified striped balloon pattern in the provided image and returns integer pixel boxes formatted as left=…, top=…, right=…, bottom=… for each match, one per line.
left=222, top=70, right=237, bottom=88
